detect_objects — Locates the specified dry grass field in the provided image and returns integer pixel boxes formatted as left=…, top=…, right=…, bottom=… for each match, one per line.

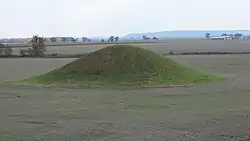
left=1, top=40, right=250, bottom=141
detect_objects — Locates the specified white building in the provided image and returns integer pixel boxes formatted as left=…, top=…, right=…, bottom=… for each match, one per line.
left=211, top=36, right=232, bottom=40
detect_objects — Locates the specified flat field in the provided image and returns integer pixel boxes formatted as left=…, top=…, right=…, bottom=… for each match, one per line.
left=11, top=39, right=250, bottom=55
left=1, top=41, right=250, bottom=140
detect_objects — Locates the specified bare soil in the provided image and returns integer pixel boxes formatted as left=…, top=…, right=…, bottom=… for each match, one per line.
left=1, top=42, right=250, bottom=140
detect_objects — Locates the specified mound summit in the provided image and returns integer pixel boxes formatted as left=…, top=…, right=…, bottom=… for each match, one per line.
left=22, top=45, right=221, bottom=87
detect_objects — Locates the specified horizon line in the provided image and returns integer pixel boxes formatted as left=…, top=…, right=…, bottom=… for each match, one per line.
left=2, top=29, right=250, bottom=39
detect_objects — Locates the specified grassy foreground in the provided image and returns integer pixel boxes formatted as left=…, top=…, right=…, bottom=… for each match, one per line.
left=20, top=45, right=223, bottom=88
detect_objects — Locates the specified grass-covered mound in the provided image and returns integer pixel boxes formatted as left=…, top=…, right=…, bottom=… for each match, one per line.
left=21, top=45, right=222, bottom=88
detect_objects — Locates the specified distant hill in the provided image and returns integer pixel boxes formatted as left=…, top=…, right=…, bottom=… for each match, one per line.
left=122, top=30, right=250, bottom=40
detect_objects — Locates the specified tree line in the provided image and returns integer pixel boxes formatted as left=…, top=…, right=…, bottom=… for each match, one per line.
left=47, top=36, right=120, bottom=43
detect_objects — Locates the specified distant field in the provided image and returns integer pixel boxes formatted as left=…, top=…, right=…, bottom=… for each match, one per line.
left=8, top=39, right=250, bottom=56
left=4, top=40, right=166, bottom=48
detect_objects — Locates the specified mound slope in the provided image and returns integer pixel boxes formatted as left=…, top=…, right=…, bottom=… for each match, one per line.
left=22, top=45, right=222, bottom=87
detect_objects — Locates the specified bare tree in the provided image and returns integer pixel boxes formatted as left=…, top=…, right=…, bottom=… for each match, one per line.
left=30, top=35, right=47, bottom=56
left=221, top=33, right=228, bottom=36
left=115, top=36, right=119, bottom=42
left=70, top=37, right=77, bottom=42
left=205, top=33, right=210, bottom=38
left=50, top=37, right=57, bottom=42
left=152, top=36, right=159, bottom=40
left=108, top=36, right=115, bottom=42
left=82, top=37, right=88, bottom=42
left=234, top=33, right=243, bottom=40
left=142, top=35, right=150, bottom=40
left=61, top=37, right=67, bottom=42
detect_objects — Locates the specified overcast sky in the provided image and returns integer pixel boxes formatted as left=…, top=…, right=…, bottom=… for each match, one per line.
left=0, top=0, right=249, bottom=38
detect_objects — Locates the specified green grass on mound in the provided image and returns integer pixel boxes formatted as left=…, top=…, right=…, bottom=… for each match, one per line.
left=20, top=45, right=223, bottom=88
